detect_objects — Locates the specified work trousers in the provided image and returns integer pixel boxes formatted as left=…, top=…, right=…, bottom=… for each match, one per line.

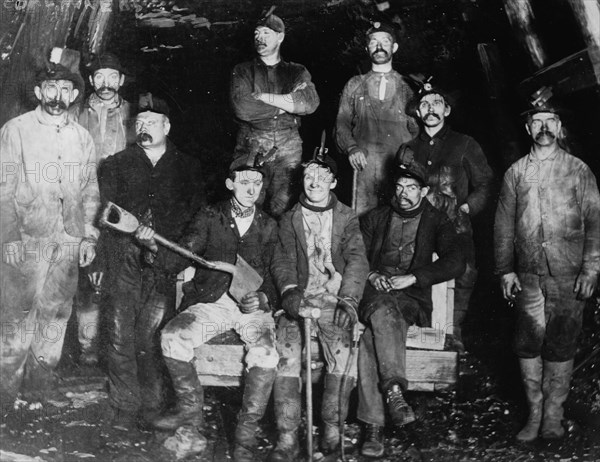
left=161, top=292, right=278, bottom=370
left=353, top=143, right=396, bottom=217
left=0, top=232, right=80, bottom=404
left=73, top=270, right=100, bottom=358
left=276, top=306, right=357, bottom=379
left=514, top=273, right=585, bottom=362
left=105, top=247, right=174, bottom=414
left=357, top=291, right=421, bottom=426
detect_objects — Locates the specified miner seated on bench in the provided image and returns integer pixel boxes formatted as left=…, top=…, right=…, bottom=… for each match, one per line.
left=357, top=161, right=465, bottom=458
left=269, top=153, right=370, bottom=461
left=135, top=154, right=279, bottom=462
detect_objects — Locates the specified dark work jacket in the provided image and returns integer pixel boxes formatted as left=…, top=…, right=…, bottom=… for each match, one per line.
left=272, top=196, right=369, bottom=303
left=360, top=201, right=465, bottom=325
left=156, top=201, right=279, bottom=311
left=94, top=140, right=204, bottom=285
left=397, top=124, right=494, bottom=236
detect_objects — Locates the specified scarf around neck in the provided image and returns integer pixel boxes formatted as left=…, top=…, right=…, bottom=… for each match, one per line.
left=299, top=192, right=337, bottom=213
left=391, top=196, right=426, bottom=218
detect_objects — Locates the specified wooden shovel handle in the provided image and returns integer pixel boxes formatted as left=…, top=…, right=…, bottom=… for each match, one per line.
left=153, top=234, right=236, bottom=275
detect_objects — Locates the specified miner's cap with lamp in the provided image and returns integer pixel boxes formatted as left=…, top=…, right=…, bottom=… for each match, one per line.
left=229, top=151, right=266, bottom=177
left=137, top=92, right=170, bottom=117
left=521, top=86, right=561, bottom=118
left=366, top=21, right=396, bottom=40
left=395, top=161, right=428, bottom=188
left=256, top=12, right=285, bottom=33
left=35, top=47, right=85, bottom=101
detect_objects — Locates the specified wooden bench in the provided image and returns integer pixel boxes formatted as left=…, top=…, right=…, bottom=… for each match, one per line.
left=177, top=267, right=458, bottom=392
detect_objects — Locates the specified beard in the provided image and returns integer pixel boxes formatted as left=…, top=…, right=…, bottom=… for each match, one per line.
left=136, top=132, right=153, bottom=144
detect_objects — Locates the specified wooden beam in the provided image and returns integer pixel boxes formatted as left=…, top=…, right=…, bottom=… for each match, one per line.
left=519, top=46, right=600, bottom=99
left=501, top=0, right=547, bottom=69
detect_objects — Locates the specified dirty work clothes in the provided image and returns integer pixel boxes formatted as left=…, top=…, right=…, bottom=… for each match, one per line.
left=0, top=106, right=99, bottom=243
left=162, top=292, right=278, bottom=369
left=155, top=201, right=278, bottom=312
left=231, top=58, right=320, bottom=131
left=272, top=195, right=369, bottom=378
left=335, top=71, right=418, bottom=215
left=358, top=201, right=464, bottom=426
left=495, top=147, right=600, bottom=278
left=0, top=231, right=80, bottom=403
left=276, top=308, right=358, bottom=378
left=360, top=201, right=465, bottom=324
left=513, top=273, right=585, bottom=362
left=397, top=124, right=494, bottom=336
left=397, top=124, right=494, bottom=240
left=105, top=246, right=174, bottom=413
left=357, top=292, right=419, bottom=426
left=76, top=95, right=134, bottom=362
left=0, top=107, right=99, bottom=403
left=230, top=58, right=319, bottom=218
left=96, top=141, right=204, bottom=414
left=78, top=94, right=135, bottom=164
left=233, top=125, right=302, bottom=219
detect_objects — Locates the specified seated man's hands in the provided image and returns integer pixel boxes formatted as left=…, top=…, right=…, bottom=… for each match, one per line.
left=368, top=272, right=391, bottom=292
left=388, top=274, right=417, bottom=291
left=239, top=291, right=269, bottom=314
left=135, top=225, right=159, bottom=253
left=281, top=287, right=303, bottom=318
left=333, top=297, right=358, bottom=330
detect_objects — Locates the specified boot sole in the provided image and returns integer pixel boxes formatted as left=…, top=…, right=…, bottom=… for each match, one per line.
left=361, top=447, right=385, bottom=458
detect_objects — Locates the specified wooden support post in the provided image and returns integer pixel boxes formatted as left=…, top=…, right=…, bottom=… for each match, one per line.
left=501, top=0, right=546, bottom=69
left=566, top=0, right=600, bottom=50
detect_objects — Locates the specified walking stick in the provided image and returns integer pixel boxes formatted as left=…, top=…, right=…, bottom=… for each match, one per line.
left=299, top=306, right=321, bottom=462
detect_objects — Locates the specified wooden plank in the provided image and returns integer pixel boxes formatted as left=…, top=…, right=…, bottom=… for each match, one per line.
left=194, top=345, right=458, bottom=387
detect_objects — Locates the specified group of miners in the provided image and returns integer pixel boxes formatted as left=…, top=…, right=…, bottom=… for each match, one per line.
left=0, top=10, right=598, bottom=462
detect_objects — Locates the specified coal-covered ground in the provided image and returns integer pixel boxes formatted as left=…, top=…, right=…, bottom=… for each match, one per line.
left=2, top=1, right=599, bottom=461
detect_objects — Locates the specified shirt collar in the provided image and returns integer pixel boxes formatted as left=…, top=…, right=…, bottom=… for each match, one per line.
left=528, top=147, right=560, bottom=162
left=419, top=122, right=449, bottom=142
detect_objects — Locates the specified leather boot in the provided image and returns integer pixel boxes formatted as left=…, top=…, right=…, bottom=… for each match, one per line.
left=385, top=383, right=415, bottom=427
left=516, top=357, right=543, bottom=442
left=233, top=367, right=277, bottom=462
left=541, top=359, right=574, bottom=439
left=360, top=423, right=384, bottom=458
left=320, top=374, right=356, bottom=455
left=152, top=357, right=204, bottom=431
left=267, top=376, right=301, bottom=462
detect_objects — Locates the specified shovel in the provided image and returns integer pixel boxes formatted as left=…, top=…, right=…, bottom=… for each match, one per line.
left=99, top=201, right=263, bottom=302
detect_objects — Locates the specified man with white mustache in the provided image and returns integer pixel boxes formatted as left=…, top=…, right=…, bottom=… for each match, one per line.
left=495, top=100, right=600, bottom=442
left=74, top=53, right=135, bottom=366
left=335, top=21, right=418, bottom=216
left=396, top=81, right=494, bottom=353
left=230, top=12, right=320, bottom=219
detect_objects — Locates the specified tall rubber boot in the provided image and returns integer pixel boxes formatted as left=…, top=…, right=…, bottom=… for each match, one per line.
left=516, top=357, right=543, bottom=442
left=320, top=374, right=356, bottom=455
left=267, top=376, right=302, bottom=462
left=152, top=357, right=204, bottom=431
left=233, top=367, right=277, bottom=462
left=541, top=359, right=574, bottom=439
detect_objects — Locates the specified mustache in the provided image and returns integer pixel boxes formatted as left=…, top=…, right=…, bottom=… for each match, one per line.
left=136, top=132, right=153, bottom=143
left=535, top=130, right=555, bottom=141
left=424, top=113, right=441, bottom=120
left=371, top=48, right=388, bottom=57
left=44, top=100, right=67, bottom=110
left=255, top=40, right=266, bottom=47
left=96, top=86, right=117, bottom=93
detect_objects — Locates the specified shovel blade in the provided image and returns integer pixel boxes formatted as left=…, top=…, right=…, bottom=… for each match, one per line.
left=99, top=202, right=140, bottom=234
left=229, top=254, right=264, bottom=302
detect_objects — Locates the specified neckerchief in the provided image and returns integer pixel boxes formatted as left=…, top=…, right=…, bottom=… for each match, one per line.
left=299, top=192, right=337, bottom=213
left=391, top=196, right=426, bottom=218
left=230, top=197, right=255, bottom=218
